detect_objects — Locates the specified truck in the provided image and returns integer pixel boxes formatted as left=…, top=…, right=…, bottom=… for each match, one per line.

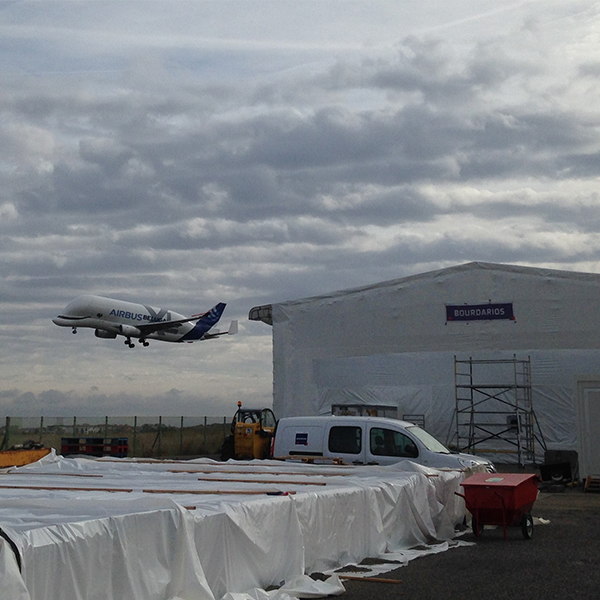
left=220, top=402, right=277, bottom=460
left=271, top=415, right=496, bottom=471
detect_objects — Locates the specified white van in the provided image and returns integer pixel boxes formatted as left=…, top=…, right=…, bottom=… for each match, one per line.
left=272, top=415, right=495, bottom=472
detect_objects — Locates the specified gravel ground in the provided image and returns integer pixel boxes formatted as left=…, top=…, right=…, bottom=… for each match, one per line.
left=339, top=485, right=600, bottom=600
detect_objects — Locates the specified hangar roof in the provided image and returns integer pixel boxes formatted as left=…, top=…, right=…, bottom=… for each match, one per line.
left=248, top=261, right=600, bottom=326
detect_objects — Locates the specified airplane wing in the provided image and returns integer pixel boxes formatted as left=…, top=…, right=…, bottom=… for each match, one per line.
left=134, top=313, right=208, bottom=337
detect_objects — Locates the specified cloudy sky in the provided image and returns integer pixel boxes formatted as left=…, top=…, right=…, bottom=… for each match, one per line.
left=2, top=0, right=600, bottom=417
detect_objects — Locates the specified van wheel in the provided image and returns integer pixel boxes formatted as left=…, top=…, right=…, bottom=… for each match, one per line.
left=220, top=436, right=235, bottom=461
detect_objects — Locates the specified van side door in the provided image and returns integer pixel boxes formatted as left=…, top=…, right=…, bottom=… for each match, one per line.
left=326, top=424, right=365, bottom=464
left=367, top=426, right=420, bottom=466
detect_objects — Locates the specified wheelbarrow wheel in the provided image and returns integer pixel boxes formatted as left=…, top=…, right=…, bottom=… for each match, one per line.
left=471, top=515, right=483, bottom=537
left=521, top=513, right=534, bottom=539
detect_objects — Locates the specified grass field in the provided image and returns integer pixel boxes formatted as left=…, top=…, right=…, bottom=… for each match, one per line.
left=1, top=419, right=231, bottom=459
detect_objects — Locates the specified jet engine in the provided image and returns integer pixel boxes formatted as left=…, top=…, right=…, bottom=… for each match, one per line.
left=95, top=329, right=117, bottom=339
left=119, top=325, right=142, bottom=337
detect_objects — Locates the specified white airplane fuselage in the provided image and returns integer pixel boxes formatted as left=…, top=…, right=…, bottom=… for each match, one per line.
left=53, top=295, right=232, bottom=346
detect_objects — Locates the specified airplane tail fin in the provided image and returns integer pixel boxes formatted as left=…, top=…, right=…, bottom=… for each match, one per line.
left=181, top=303, right=227, bottom=341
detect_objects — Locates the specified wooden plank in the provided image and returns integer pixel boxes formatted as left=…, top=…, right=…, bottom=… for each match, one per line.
left=339, top=575, right=402, bottom=584
left=274, top=455, right=348, bottom=465
left=4, top=471, right=103, bottom=478
left=169, top=468, right=356, bottom=477
left=195, top=477, right=326, bottom=486
left=143, top=488, right=297, bottom=496
left=0, top=484, right=296, bottom=496
left=0, top=484, right=132, bottom=493
left=585, top=476, right=600, bottom=493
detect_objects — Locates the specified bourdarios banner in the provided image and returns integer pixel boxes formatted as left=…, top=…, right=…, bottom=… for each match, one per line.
left=446, top=303, right=514, bottom=322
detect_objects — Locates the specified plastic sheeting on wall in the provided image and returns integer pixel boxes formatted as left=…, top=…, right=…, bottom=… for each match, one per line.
left=0, top=454, right=469, bottom=600
left=271, top=263, right=600, bottom=460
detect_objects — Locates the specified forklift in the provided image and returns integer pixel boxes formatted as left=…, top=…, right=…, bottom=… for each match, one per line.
left=220, top=402, right=277, bottom=460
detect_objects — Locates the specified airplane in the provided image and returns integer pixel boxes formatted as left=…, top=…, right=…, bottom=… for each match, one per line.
left=52, top=295, right=238, bottom=348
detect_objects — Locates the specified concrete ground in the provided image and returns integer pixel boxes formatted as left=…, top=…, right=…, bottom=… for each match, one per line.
left=339, top=484, right=600, bottom=600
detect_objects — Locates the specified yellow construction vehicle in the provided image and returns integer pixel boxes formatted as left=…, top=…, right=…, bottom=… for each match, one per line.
left=220, top=402, right=277, bottom=460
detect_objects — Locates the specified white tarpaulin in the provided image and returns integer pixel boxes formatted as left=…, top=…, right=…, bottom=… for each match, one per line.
left=0, top=452, right=470, bottom=600
left=269, top=262, right=600, bottom=458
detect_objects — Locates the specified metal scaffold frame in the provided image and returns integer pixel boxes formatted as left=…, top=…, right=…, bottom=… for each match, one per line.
left=453, top=355, right=547, bottom=466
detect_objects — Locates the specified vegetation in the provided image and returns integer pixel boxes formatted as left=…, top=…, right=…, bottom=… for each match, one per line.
left=0, top=418, right=230, bottom=459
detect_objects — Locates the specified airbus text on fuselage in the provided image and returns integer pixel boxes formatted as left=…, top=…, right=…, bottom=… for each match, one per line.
left=53, top=295, right=238, bottom=348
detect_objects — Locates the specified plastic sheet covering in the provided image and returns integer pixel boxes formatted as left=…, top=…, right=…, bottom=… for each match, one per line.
left=0, top=454, right=470, bottom=600
left=220, top=575, right=345, bottom=600
left=270, top=262, right=600, bottom=459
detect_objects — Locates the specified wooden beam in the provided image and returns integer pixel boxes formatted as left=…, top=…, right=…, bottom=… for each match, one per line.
left=0, top=484, right=131, bottom=493
left=4, top=472, right=103, bottom=478
left=169, top=468, right=355, bottom=477
left=339, top=575, right=402, bottom=584
left=0, top=484, right=296, bottom=496
left=143, top=488, right=296, bottom=496
left=195, top=477, right=326, bottom=486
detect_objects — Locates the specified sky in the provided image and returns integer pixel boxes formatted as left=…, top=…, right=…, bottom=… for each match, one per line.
left=2, top=0, right=600, bottom=417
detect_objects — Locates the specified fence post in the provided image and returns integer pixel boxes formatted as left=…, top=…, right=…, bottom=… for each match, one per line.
left=180, top=416, right=184, bottom=456
left=104, top=416, right=108, bottom=439
left=0, top=417, right=10, bottom=450
left=158, top=416, right=162, bottom=456
left=72, top=416, right=77, bottom=436
left=133, top=416, right=138, bottom=457
left=39, top=416, right=44, bottom=443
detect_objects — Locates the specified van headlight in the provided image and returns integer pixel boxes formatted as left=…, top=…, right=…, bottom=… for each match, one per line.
left=458, top=457, right=496, bottom=472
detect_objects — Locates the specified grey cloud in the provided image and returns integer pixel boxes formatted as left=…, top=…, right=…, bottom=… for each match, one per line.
left=0, top=388, right=252, bottom=417
left=3, top=3, right=600, bottom=414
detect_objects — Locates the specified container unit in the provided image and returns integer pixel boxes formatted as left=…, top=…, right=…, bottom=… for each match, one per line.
left=61, top=437, right=128, bottom=458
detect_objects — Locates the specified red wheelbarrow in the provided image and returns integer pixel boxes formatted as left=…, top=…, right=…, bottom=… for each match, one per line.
left=456, top=473, right=539, bottom=540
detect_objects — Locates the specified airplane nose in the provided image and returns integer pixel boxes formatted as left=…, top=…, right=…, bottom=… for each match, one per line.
left=52, top=316, right=64, bottom=326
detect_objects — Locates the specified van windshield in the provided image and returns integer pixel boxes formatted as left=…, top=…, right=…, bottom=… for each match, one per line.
left=406, top=426, right=450, bottom=454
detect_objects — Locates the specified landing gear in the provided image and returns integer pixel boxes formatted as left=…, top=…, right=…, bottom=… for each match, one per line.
left=72, top=328, right=77, bottom=334
left=141, top=339, right=149, bottom=347
left=124, top=338, right=135, bottom=348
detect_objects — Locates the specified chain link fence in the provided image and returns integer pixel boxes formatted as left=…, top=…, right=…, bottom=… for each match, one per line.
left=0, top=416, right=230, bottom=459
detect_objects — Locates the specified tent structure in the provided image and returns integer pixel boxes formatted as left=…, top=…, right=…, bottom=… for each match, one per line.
left=0, top=452, right=468, bottom=600
left=250, top=262, right=600, bottom=470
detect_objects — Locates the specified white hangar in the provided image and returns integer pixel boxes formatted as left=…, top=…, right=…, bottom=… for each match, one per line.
left=249, top=262, right=600, bottom=474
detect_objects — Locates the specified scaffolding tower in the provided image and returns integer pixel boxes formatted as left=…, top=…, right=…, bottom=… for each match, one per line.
left=454, top=356, right=546, bottom=466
